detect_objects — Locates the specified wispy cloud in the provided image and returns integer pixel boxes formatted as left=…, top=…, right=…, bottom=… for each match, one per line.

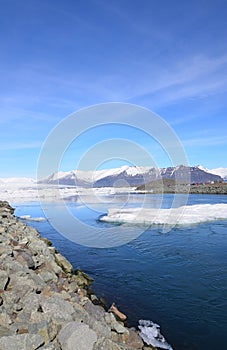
left=183, top=135, right=227, bottom=147
left=0, top=141, right=42, bottom=151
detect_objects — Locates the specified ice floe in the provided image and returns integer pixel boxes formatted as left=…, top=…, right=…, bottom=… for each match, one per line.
left=138, top=320, right=173, bottom=349
left=100, top=204, right=227, bottom=226
left=19, top=215, right=47, bottom=222
left=0, top=177, right=134, bottom=203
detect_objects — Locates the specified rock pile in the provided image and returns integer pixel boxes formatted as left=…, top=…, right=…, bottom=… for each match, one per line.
left=0, top=201, right=152, bottom=350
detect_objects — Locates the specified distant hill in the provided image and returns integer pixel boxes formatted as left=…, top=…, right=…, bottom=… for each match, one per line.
left=137, top=179, right=227, bottom=195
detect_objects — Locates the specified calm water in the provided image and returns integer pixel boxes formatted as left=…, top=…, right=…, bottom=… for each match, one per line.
left=14, top=194, right=227, bottom=350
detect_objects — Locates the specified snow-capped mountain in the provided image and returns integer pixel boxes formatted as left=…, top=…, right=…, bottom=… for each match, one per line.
left=39, top=165, right=222, bottom=187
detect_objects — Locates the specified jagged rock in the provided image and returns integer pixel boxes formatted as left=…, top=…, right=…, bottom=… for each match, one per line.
left=0, top=227, right=5, bottom=234
left=86, top=316, right=111, bottom=338
left=125, top=329, right=144, bottom=349
left=28, top=239, right=49, bottom=255
left=13, top=249, right=35, bottom=269
left=105, top=312, right=128, bottom=334
left=6, top=274, right=38, bottom=298
left=75, top=269, right=94, bottom=287
left=111, top=321, right=128, bottom=334
left=58, top=322, right=98, bottom=350
left=93, top=337, right=122, bottom=350
left=40, top=237, right=52, bottom=247
left=111, top=330, right=130, bottom=345
left=0, top=270, right=9, bottom=290
left=21, top=293, right=42, bottom=312
left=0, top=333, right=44, bottom=350
left=0, top=312, right=12, bottom=325
left=0, top=201, right=14, bottom=214
left=39, top=345, right=57, bottom=350
left=84, top=299, right=106, bottom=320
left=41, top=296, right=75, bottom=321
left=28, top=321, right=50, bottom=345
left=0, top=244, right=12, bottom=256
left=38, top=270, right=58, bottom=283
left=70, top=302, right=89, bottom=323
left=54, top=253, right=73, bottom=273
left=43, top=259, right=62, bottom=275
left=0, top=324, right=16, bottom=337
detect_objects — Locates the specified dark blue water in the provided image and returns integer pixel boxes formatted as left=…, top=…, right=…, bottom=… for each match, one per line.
left=14, top=194, right=227, bottom=350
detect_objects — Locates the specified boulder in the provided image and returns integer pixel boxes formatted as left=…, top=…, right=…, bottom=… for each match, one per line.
left=93, top=337, right=121, bottom=350
left=13, top=249, right=35, bottom=269
left=41, top=296, right=75, bottom=321
left=54, top=253, right=73, bottom=274
left=28, top=321, right=50, bottom=345
left=0, top=334, right=44, bottom=350
left=0, top=270, right=9, bottom=290
left=58, top=322, right=98, bottom=350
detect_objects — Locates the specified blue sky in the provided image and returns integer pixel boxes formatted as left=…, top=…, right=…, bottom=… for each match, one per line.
left=0, top=0, right=227, bottom=177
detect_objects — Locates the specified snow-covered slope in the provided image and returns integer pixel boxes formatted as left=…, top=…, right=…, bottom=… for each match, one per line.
left=209, top=168, right=227, bottom=180
left=198, top=166, right=227, bottom=180
left=0, top=177, right=35, bottom=184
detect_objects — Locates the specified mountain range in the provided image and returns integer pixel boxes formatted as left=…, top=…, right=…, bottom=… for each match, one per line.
left=38, top=165, right=225, bottom=188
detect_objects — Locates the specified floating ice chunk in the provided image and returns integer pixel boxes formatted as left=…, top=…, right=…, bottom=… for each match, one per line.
left=138, top=319, right=173, bottom=350
left=100, top=204, right=227, bottom=226
left=19, top=215, right=46, bottom=222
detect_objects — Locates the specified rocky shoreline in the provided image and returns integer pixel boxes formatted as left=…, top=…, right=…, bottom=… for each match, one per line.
left=136, top=179, right=227, bottom=195
left=0, top=200, right=158, bottom=350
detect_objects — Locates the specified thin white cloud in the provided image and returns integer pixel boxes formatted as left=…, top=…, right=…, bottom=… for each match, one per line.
left=0, top=141, right=42, bottom=151
left=183, top=135, right=227, bottom=147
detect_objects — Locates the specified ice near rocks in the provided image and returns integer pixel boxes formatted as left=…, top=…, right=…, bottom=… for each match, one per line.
left=138, top=320, right=173, bottom=350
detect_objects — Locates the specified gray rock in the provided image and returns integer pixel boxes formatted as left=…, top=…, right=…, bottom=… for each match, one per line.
left=0, top=325, right=16, bottom=337
left=71, top=302, right=90, bottom=323
left=54, top=253, right=73, bottom=273
left=111, top=321, right=128, bottom=335
left=0, top=334, right=44, bottom=350
left=38, top=345, right=57, bottom=350
left=93, top=337, right=122, bottom=350
left=0, top=244, right=12, bottom=256
left=0, top=312, right=12, bottom=325
left=28, top=239, right=49, bottom=256
left=0, top=227, right=5, bottom=234
left=105, top=312, right=128, bottom=334
left=13, top=249, right=35, bottom=269
left=84, top=300, right=106, bottom=320
left=0, top=270, right=9, bottom=290
left=41, top=296, right=75, bottom=321
left=87, top=318, right=111, bottom=338
left=38, top=270, right=58, bottom=283
left=6, top=274, right=37, bottom=300
left=58, top=322, right=98, bottom=350
left=28, top=321, right=50, bottom=345
left=125, top=329, right=144, bottom=349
